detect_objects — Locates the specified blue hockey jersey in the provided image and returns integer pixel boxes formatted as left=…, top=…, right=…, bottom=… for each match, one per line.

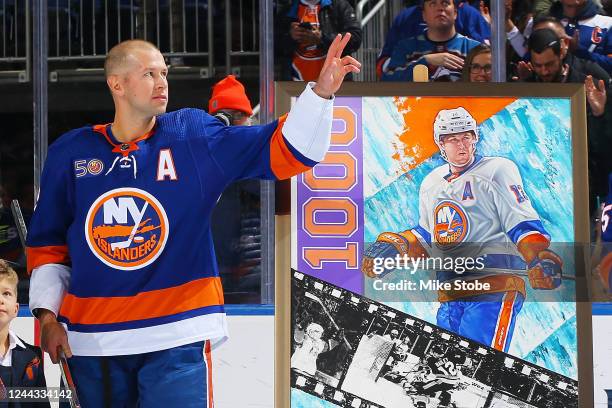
left=550, top=0, right=612, bottom=73
left=381, top=33, right=481, bottom=82
left=376, top=1, right=490, bottom=78
left=26, top=105, right=322, bottom=356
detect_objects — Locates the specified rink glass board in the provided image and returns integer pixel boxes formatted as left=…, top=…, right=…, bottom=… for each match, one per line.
left=274, top=83, right=591, bottom=408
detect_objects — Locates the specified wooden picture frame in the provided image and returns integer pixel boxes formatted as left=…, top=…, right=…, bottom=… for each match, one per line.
left=275, top=82, right=591, bottom=408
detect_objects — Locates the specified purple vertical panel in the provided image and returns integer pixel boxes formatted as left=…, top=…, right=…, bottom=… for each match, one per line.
left=296, top=97, right=363, bottom=293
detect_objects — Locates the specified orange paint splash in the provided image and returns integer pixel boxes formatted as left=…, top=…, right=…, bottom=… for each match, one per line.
left=391, top=97, right=517, bottom=174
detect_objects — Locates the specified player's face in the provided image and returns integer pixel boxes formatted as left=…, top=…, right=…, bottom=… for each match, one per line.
left=440, top=131, right=476, bottom=168
left=309, top=327, right=323, bottom=339
left=122, top=48, right=169, bottom=116
left=469, top=52, right=492, bottom=83
left=422, top=0, right=456, bottom=30
left=0, top=280, right=18, bottom=326
left=530, top=48, right=562, bottom=82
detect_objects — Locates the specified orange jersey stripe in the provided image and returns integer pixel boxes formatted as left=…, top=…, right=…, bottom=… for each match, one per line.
left=493, top=291, right=517, bottom=351
left=59, top=276, right=224, bottom=325
left=269, top=114, right=312, bottom=180
left=205, top=340, right=214, bottom=408
left=26, top=245, right=70, bottom=274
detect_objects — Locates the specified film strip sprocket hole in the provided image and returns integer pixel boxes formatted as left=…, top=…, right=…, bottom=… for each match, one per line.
left=290, top=270, right=578, bottom=408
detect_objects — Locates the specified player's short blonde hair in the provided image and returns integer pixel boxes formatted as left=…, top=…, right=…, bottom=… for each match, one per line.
left=104, top=39, right=160, bottom=77
left=0, top=260, right=19, bottom=294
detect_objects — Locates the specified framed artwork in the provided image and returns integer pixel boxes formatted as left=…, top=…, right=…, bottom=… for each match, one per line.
left=275, top=83, right=592, bottom=408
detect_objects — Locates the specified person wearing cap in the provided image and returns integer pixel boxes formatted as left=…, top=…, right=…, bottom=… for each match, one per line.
left=208, top=75, right=254, bottom=126
left=547, top=0, right=612, bottom=73
left=208, top=75, right=262, bottom=304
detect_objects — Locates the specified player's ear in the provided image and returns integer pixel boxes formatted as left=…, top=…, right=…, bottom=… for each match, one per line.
left=107, top=74, right=124, bottom=96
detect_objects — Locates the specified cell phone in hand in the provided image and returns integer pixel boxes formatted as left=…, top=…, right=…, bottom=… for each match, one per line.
left=298, top=22, right=313, bottom=30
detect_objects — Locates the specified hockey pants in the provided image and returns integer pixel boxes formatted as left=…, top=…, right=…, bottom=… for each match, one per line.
left=436, top=291, right=524, bottom=352
left=60, top=340, right=213, bottom=407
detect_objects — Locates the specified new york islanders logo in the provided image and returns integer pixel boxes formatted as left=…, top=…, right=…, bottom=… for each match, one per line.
left=433, top=200, right=469, bottom=249
left=85, top=188, right=169, bottom=270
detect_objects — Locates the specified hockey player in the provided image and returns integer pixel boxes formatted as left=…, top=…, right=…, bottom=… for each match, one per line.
left=404, top=344, right=468, bottom=408
left=26, top=37, right=360, bottom=406
left=362, top=107, right=563, bottom=352
left=291, top=322, right=326, bottom=375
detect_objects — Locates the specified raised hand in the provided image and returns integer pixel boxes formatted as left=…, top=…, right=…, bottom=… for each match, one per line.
left=585, top=75, right=607, bottom=117
left=313, top=33, right=361, bottom=99
left=516, top=60, right=533, bottom=80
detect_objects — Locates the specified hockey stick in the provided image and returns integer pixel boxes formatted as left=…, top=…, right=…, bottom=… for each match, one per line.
left=10, top=200, right=27, bottom=250
left=58, top=348, right=81, bottom=408
left=10, top=200, right=81, bottom=408
left=304, top=292, right=352, bottom=349
left=110, top=202, right=148, bottom=250
left=403, top=263, right=577, bottom=282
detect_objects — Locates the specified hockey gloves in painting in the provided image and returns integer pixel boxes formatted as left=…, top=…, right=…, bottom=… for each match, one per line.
left=527, top=249, right=563, bottom=290
left=361, top=230, right=427, bottom=278
left=362, top=232, right=407, bottom=278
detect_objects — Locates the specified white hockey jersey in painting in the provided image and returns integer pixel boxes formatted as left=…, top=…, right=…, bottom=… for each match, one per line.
left=410, top=155, right=549, bottom=284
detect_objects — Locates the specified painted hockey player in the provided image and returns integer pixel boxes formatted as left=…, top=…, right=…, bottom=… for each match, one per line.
left=362, top=107, right=563, bottom=352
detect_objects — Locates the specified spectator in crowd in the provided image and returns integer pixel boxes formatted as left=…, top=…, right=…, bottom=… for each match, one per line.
left=207, top=75, right=263, bottom=303
left=534, top=0, right=604, bottom=17
left=279, top=0, right=362, bottom=81
left=208, top=75, right=254, bottom=126
left=462, top=43, right=493, bottom=81
left=377, top=0, right=490, bottom=78
left=0, top=260, right=49, bottom=407
left=548, top=0, right=612, bottom=72
left=523, top=21, right=609, bottom=112
left=524, top=27, right=611, bottom=207
left=504, top=0, right=535, bottom=59
left=381, top=0, right=481, bottom=82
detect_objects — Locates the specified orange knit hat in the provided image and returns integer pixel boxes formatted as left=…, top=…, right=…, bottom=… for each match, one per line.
left=208, top=75, right=253, bottom=116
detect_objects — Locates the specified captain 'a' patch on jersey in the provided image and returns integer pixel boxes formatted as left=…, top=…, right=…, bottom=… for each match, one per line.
left=85, top=188, right=169, bottom=270
left=433, top=199, right=470, bottom=249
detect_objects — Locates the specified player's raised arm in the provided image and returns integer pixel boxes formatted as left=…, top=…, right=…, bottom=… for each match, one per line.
left=204, top=34, right=361, bottom=183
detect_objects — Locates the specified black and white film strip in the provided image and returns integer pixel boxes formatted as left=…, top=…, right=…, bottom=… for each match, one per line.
left=290, top=270, right=578, bottom=408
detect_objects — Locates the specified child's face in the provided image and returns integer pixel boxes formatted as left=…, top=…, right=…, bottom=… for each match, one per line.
left=0, top=280, right=18, bottom=326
